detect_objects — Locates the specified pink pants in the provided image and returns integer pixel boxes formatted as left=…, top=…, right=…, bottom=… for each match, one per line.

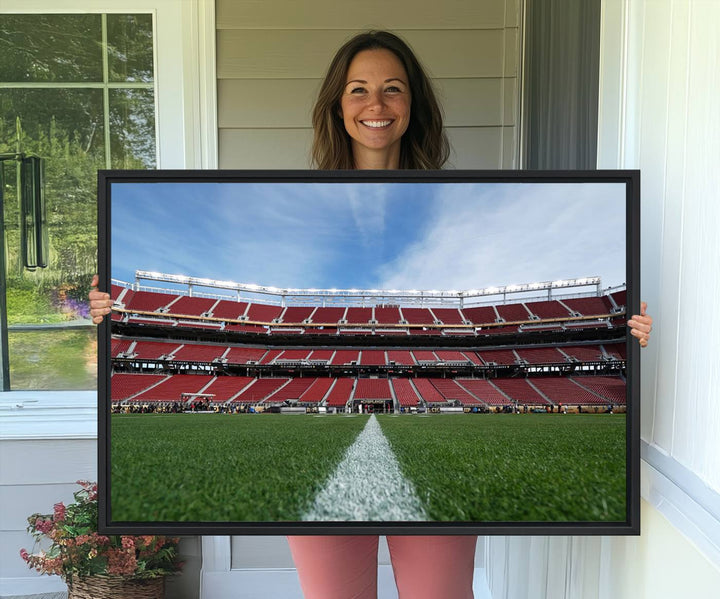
left=287, top=535, right=476, bottom=599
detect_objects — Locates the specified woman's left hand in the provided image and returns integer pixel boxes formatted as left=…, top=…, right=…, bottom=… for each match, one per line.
left=628, top=301, right=653, bottom=348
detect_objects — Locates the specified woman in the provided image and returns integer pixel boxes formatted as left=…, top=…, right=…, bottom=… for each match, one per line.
left=90, top=30, right=653, bottom=599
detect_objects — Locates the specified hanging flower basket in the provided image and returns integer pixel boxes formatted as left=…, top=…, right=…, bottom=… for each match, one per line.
left=67, top=574, right=165, bottom=599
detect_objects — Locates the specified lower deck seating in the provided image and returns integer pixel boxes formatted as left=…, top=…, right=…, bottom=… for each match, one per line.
left=111, top=373, right=167, bottom=400
left=571, top=376, right=626, bottom=404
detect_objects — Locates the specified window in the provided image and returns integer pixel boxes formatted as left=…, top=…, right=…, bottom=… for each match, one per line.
left=0, top=13, right=156, bottom=390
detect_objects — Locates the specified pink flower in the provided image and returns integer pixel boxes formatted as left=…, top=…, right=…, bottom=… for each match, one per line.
left=121, top=537, right=135, bottom=550
left=53, top=502, right=66, bottom=522
left=34, top=518, right=53, bottom=535
left=19, top=548, right=29, bottom=562
left=107, top=548, right=137, bottom=576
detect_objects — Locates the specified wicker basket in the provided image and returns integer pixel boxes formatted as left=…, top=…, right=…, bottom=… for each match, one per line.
left=67, top=575, right=164, bottom=599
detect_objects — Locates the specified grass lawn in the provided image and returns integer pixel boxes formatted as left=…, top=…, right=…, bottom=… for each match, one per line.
left=110, top=414, right=368, bottom=521
left=109, top=413, right=626, bottom=523
left=378, top=413, right=626, bottom=522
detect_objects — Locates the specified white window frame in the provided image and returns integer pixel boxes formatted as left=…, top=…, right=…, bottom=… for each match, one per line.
left=0, top=0, right=217, bottom=439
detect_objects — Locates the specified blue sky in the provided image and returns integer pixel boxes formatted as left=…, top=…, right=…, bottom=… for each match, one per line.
left=111, top=180, right=626, bottom=296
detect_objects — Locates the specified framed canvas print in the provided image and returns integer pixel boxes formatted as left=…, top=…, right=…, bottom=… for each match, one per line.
left=98, top=169, right=640, bottom=535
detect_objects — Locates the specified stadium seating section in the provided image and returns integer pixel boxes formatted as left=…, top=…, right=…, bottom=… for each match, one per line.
left=111, top=283, right=628, bottom=411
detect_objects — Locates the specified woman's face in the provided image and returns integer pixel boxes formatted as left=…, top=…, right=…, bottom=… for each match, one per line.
left=340, top=49, right=411, bottom=166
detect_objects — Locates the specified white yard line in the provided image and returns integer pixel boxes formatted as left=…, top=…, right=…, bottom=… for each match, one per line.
left=302, top=414, right=427, bottom=521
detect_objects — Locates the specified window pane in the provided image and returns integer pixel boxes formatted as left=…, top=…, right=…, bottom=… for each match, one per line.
left=107, top=14, right=154, bottom=83
left=1, top=13, right=156, bottom=391
left=1, top=89, right=104, bottom=279
left=110, top=89, right=156, bottom=169
left=8, top=329, right=97, bottom=390
left=0, top=14, right=102, bottom=82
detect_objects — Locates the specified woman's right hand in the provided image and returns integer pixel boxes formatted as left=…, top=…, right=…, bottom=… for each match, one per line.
left=89, top=274, right=113, bottom=324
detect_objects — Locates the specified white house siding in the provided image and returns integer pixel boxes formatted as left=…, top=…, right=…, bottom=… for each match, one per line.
left=215, top=0, right=522, bottom=169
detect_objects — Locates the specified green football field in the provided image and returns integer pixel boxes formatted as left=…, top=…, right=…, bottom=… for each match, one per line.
left=110, top=413, right=626, bottom=523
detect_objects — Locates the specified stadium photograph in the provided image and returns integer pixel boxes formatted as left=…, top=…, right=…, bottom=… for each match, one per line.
left=104, top=174, right=631, bottom=528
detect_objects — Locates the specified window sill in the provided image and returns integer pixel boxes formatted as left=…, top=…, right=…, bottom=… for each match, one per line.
left=0, top=391, right=96, bottom=440
left=642, top=440, right=720, bottom=567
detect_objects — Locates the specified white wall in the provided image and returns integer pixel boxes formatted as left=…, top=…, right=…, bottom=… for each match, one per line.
left=485, top=0, right=720, bottom=596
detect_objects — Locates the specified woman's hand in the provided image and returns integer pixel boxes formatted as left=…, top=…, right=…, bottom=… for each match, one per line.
left=627, top=301, right=652, bottom=348
left=89, top=274, right=113, bottom=324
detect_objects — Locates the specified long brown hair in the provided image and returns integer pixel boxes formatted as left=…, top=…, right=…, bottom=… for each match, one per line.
left=311, top=31, right=449, bottom=170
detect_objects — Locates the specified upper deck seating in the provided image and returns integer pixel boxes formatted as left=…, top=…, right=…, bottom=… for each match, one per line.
left=280, top=306, right=315, bottom=323
left=374, top=306, right=401, bottom=324
left=495, top=302, right=532, bottom=322
left=344, top=307, right=373, bottom=324
left=310, top=307, right=346, bottom=324
left=111, top=373, right=167, bottom=400
left=359, top=350, right=387, bottom=366
left=125, top=290, right=178, bottom=313
left=245, top=302, right=283, bottom=323
left=325, top=378, right=354, bottom=406
left=133, top=374, right=214, bottom=402
left=210, top=299, right=249, bottom=320
left=562, top=297, right=611, bottom=317
left=354, top=378, right=392, bottom=399
left=391, top=379, right=421, bottom=406
left=401, top=307, right=436, bottom=325
left=431, top=308, right=465, bottom=325
left=610, top=290, right=626, bottom=309
left=524, top=300, right=573, bottom=319
left=461, top=306, right=497, bottom=325
left=456, top=379, right=512, bottom=406
left=111, top=284, right=133, bottom=305
left=167, top=296, right=217, bottom=317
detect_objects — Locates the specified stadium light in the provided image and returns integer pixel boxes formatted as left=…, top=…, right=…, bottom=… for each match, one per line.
left=129, top=271, right=605, bottom=304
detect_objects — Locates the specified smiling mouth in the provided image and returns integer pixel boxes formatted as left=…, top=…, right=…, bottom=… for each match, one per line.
left=361, top=120, right=393, bottom=128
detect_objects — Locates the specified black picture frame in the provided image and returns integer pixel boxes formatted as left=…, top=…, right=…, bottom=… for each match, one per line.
left=98, top=169, right=640, bottom=536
